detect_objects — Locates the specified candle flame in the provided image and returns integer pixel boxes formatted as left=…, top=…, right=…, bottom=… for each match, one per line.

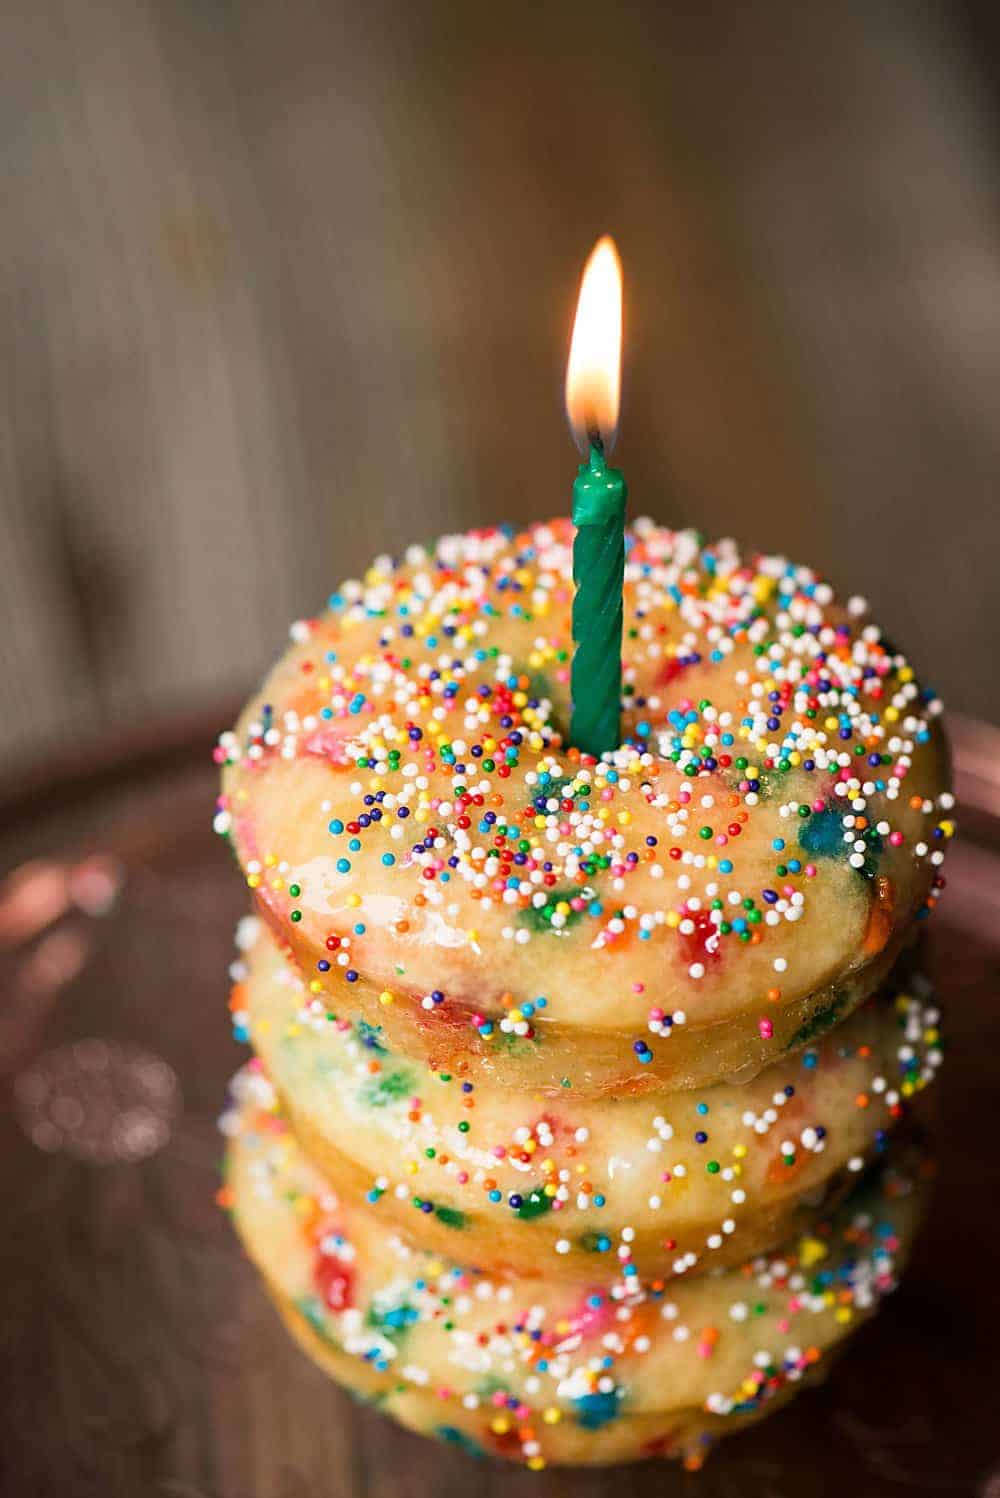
left=565, top=235, right=623, bottom=454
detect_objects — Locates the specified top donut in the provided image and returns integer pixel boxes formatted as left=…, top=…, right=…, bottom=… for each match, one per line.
left=216, top=518, right=952, bottom=1095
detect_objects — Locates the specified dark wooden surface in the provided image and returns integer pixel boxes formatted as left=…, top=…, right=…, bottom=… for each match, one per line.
left=0, top=718, right=998, bottom=1498
left=4, top=0, right=1000, bottom=774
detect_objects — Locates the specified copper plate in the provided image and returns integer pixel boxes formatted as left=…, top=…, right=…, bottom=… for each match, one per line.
left=0, top=713, right=997, bottom=1498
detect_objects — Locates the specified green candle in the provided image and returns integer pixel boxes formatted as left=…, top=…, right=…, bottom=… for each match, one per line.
left=566, top=235, right=626, bottom=757
left=571, top=440, right=626, bottom=756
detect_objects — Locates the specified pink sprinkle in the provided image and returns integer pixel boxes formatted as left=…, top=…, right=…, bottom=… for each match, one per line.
left=811, top=798, right=825, bottom=812
left=804, top=864, right=817, bottom=877
left=649, top=1006, right=663, bottom=1020
left=758, top=1017, right=774, bottom=1039
left=889, top=831, right=904, bottom=847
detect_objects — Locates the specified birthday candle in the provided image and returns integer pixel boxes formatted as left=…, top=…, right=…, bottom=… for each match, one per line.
left=565, top=236, right=627, bottom=757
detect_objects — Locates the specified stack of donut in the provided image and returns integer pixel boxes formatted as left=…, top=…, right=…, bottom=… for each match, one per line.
left=216, top=518, right=951, bottom=1469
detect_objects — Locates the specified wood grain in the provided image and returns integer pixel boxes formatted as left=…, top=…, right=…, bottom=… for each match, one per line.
left=3, top=0, right=1000, bottom=776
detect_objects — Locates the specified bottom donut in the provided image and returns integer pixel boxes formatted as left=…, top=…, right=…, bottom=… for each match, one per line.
left=221, top=1067, right=930, bottom=1470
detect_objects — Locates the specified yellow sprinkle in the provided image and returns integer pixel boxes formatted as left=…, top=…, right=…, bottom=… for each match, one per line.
left=799, top=1236, right=828, bottom=1268
left=543, top=1407, right=562, bottom=1425
left=379, top=990, right=395, bottom=1007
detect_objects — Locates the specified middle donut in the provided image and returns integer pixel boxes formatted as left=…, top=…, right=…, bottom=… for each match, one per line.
left=230, top=917, right=941, bottom=1283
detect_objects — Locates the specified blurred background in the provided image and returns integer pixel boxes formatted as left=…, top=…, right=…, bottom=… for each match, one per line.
left=3, top=0, right=999, bottom=776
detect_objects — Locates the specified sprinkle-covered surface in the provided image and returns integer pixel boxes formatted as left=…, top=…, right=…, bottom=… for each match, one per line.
left=221, top=1073, right=928, bottom=1470
left=216, top=521, right=952, bottom=1094
left=232, top=917, right=942, bottom=1281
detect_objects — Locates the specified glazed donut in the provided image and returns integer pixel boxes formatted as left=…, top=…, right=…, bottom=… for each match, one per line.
left=231, top=916, right=941, bottom=1282
left=222, top=1072, right=929, bottom=1471
left=216, top=521, right=952, bottom=1095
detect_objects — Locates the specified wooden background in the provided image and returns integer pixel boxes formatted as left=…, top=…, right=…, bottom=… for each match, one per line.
left=3, top=0, right=1000, bottom=773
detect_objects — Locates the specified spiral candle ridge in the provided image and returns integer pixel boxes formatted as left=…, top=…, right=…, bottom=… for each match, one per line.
left=570, top=443, right=626, bottom=757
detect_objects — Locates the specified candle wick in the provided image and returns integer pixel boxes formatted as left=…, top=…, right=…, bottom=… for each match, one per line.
left=587, top=426, right=604, bottom=457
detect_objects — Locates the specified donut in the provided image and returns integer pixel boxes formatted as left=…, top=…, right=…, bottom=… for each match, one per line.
left=230, top=916, right=940, bottom=1282
left=221, top=1071, right=929, bottom=1471
left=216, top=520, right=952, bottom=1095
